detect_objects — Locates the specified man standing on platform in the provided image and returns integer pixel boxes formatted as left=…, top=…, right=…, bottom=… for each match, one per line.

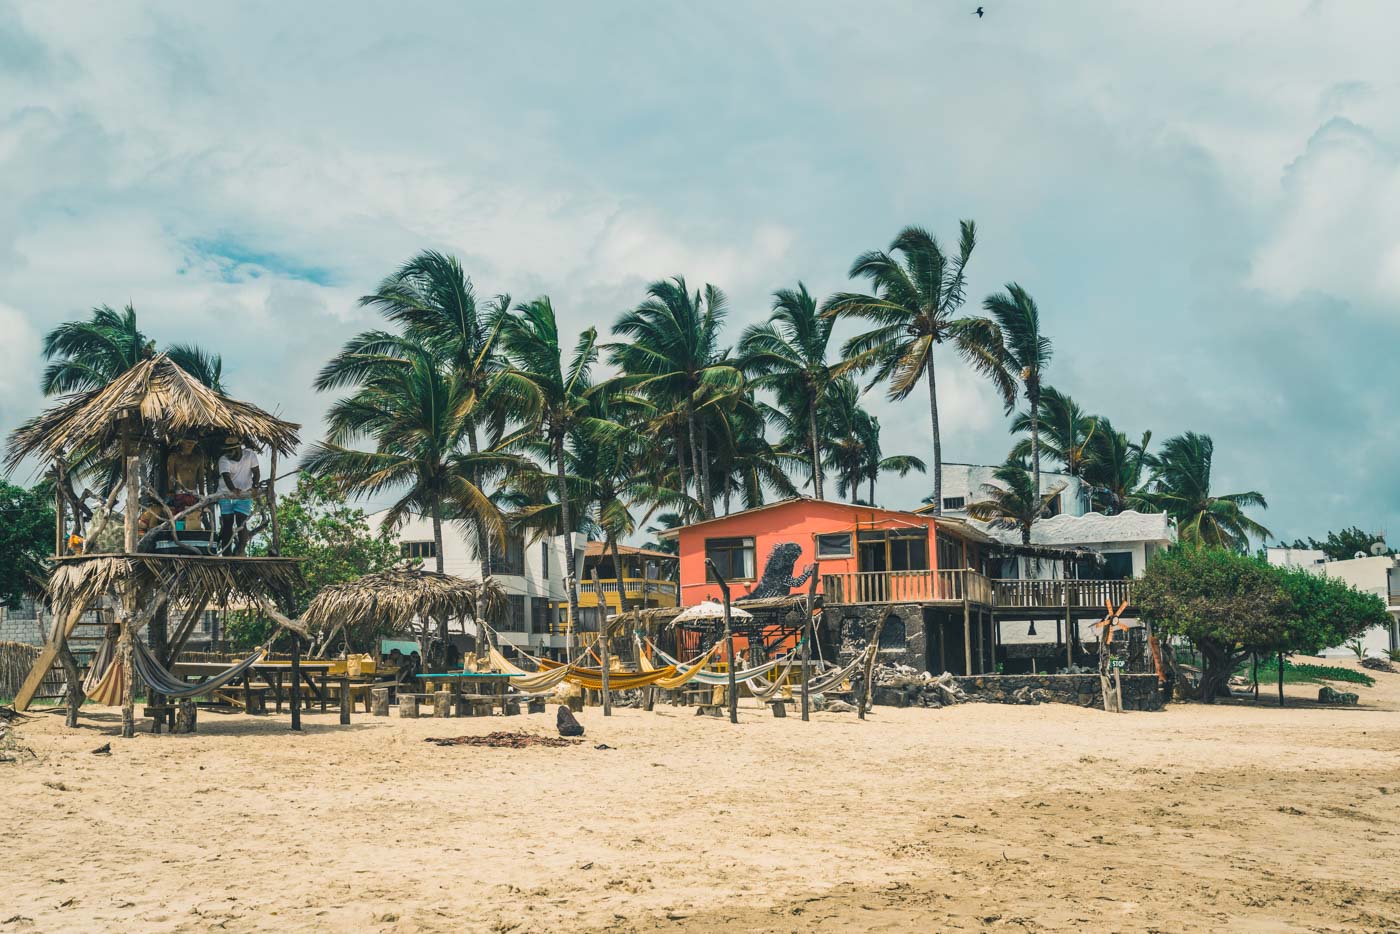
left=217, top=436, right=260, bottom=555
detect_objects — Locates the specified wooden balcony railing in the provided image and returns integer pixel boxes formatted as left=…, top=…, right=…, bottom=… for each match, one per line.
left=820, top=570, right=1133, bottom=610
left=821, top=569, right=992, bottom=606
left=579, top=577, right=678, bottom=597
left=992, top=578, right=1134, bottom=609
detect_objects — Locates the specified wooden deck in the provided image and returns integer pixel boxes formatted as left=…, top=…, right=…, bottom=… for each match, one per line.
left=822, top=569, right=1134, bottom=614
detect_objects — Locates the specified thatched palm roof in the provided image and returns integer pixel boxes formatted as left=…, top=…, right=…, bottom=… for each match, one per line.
left=301, top=568, right=505, bottom=637
left=5, top=354, right=300, bottom=471
left=48, top=554, right=304, bottom=610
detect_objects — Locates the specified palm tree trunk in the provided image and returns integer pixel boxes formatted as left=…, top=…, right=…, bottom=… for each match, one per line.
left=608, top=536, right=629, bottom=619
left=674, top=424, right=688, bottom=499
left=926, top=357, right=943, bottom=515
left=809, top=397, right=824, bottom=500
left=554, top=434, right=581, bottom=646
left=686, top=401, right=711, bottom=519
left=700, top=426, right=712, bottom=516
left=430, top=500, right=446, bottom=668
left=1029, top=390, right=1041, bottom=497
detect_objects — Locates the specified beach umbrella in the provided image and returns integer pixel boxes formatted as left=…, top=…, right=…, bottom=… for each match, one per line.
left=673, top=600, right=753, bottom=623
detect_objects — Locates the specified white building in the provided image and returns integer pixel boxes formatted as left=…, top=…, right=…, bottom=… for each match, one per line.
left=936, top=463, right=1087, bottom=519
left=370, top=511, right=578, bottom=658
left=1265, top=548, right=1400, bottom=657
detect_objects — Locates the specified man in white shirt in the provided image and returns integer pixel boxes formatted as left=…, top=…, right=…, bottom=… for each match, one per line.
left=217, top=437, right=260, bottom=555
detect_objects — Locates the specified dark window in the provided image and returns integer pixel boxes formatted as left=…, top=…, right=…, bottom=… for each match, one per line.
left=485, top=535, right=525, bottom=576
left=1102, top=551, right=1134, bottom=580
left=531, top=600, right=552, bottom=634
left=705, top=537, right=755, bottom=581
left=942, top=496, right=966, bottom=510
left=936, top=535, right=964, bottom=570
left=1042, top=494, right=1063, bottom=518
left=857, top=529, right=929, bottom=572
left=815, top=532, right=853, bottom=558
left=400, top=540, right=437, bottom=559
left=502, top=595, right=527, bottom=631
left=541, top=542, right=550, bottom=580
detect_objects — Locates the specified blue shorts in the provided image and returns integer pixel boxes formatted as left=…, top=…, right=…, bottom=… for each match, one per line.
left=220, top=498, right=253, bottom=516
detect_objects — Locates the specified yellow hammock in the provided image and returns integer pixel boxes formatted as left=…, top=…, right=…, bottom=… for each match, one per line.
left=87, top=656, right=126, bottom=707
left=485, top=646, right=575, bottom=694
left=538, top=642, right=725, bottom=692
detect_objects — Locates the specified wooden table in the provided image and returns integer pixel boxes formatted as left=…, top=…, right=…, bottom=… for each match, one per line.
left=417, top=672, right=522, bottom=712
left=169, top=660, right=336, bottom=714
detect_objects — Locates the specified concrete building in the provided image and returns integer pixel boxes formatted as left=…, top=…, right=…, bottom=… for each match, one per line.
left=1265, top=548, right=1400, bottom=657
left=935, top=463, right=1087, bottom=519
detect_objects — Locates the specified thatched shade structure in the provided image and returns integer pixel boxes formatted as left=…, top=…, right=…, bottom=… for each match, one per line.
left=48, top=554, right=303, bottom=612
left=5, top=353, right=299, bottom=471
left=301, top=568, right=505, bottom=649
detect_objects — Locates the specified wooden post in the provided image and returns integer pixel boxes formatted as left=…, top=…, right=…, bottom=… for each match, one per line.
left=802, top=563, right=818, bottom=722
left=119, top=594, right=136, bottom=739
left=54, top=462, right=66, bottom=556
left=339, top=679, right=351, bottom=725
left=706, top=560, right=738, bottom=724
left=591, top=569, right=612, bottom=717
left=962, top=599, right=972, bottom=675
left=290, top=636, right=302, bottom=731
left=267, top=448, right=281, bottom=556
left=1252, top=653, right=1259, bottom=701
left=1064, top=585, right=1073, bottom=670
left=858, top=614, right=886, bottom=720
left=1278, top=652, right=1285, bottom=707
left=123, top=430, right=140, bottom=554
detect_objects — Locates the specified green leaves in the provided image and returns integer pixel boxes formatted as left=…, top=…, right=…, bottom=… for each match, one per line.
left=0, top=480, right=53, bottom=608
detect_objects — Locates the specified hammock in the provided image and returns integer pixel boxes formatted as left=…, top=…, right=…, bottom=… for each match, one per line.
left=537, top=642, right=726, bottom=691
left=83, top=634, right=116, bottom=695
left=486, top=646, right=576, bottom=694
left=86, top=653, right=126, bottom=706
left=130, top=638, right=267, bottom=700
left=643, top=638, right=792, bottom=685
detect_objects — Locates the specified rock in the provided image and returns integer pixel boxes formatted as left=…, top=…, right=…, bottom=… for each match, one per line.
left=1361, top=657, right=1396, bottom=673
left=824, top=700, right=856, bottom=713
left=556, top=705, right=585, bottom=736
left=1317, top=686, right=1359, bottom=706
left=90, top=743, right=111, bottom=756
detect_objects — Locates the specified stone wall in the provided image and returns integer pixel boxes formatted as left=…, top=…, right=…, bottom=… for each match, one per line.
left=872, top=673, right=1163, bottom=711
left=0, top=605, right=45, bottom=646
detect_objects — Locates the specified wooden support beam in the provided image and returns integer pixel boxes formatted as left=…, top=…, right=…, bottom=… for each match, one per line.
left=13, top=601, right=89, bottom=712
left=963, top=599, right=972, bottom=676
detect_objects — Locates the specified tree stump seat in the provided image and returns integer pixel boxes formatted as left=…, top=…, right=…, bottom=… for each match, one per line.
left=694, top=704, right=725, bottom=718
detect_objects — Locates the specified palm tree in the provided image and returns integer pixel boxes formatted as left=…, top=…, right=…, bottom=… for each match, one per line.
left=1140, top=432, right=1271, bottom=550
left=42, top=303, right=225, bottom=394
left=820, top=377, right=926, bottom=504
left=984, top=284, right=1052, bottom=494
left=610, top=277, right=742, bottom=519
left=1081, top=417, right=1151, bottom=514
left=706, top=390, right=798, bottom=514
left=302, top=338, right=506, bottom=575
left=967, top=460, right=1066, bottom=546
left=502, top=297, right=626, bottom=638
left=822, top=223, right=1014, bottom=514
left=1009, top=387, right=1094, bottom=479
left=739, top=283, right=836, bottom=499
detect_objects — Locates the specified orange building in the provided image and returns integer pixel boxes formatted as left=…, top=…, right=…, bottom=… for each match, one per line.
left=661, top=497, right=991, bottom=605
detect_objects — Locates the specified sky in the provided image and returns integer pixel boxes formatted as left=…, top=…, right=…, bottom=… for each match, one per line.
left=1, top=0, right=1398, bottom=545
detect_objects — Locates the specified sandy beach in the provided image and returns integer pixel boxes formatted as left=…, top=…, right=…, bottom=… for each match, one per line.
left=5, top=660, right=1399, bottom=933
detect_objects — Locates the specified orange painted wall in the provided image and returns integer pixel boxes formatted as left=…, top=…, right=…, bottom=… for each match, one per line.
left=675, top=499, right=947, bottom=603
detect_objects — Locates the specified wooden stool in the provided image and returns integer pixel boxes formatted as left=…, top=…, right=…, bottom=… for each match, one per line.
left=503, top=700, right=521, bottom=716
left=175, top=698, right=197, bottom=734
left=527, top=698, right=546, bottom=714
left=764, top=698, right=787, bottom=718
left=398, top=694, right=422, bottom=718
left=695, top=704, right=724, bottom=718
left=432, top=692, right=453, bottom=718
left=371, top=688, right=390, bottom=717
left=566, top=695, right=584, bottom=713
left=245, top=689, right=268, bottom=715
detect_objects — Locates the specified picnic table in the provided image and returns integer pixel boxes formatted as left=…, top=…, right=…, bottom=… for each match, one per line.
left=170, top=660, right=339, bottom=715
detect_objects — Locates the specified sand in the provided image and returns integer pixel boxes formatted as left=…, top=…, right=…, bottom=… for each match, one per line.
left=4, top=657, right=1399, bottom=933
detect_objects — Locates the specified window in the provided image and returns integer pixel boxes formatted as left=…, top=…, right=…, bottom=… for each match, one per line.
left=942, top=496, right=966, bottom=511
left=705, top=537, right=755, bottom=581
left=400, top=540, right=437, bottom=560
left=815, top=532, right=853, bottom=559
left=1102, top=551, right=1134, bottom=580
left=857, top=528, right=929, bottom=572
left=1042, top=494, right=1063, bottom=518
left=502, top=595, right=527, bottom=631
left=541, top=542, right=550, bottom=580
left=936, top=535, right=964, bottom=571
left=485, top=534, right=525, bottom=576
left=531, top=600, right=552, bottom=634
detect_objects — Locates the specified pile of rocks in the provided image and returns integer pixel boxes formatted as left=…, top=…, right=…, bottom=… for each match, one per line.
left=1361, top=656, right=1396, bottom=673
left=869, top=666, right=969, bottom=708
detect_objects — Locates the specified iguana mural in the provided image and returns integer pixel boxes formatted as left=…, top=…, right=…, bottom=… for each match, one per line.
left=738, top=542, right=816, bottom=601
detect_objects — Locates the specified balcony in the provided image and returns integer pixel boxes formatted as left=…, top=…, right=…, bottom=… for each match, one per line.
left=821, top=569, right=1134, bottom=611
left=822, top=569, right=993, bottom=606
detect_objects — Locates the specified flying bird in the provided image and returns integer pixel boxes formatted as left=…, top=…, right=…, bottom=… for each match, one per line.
left=974, top=6, right=985, bottom=16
